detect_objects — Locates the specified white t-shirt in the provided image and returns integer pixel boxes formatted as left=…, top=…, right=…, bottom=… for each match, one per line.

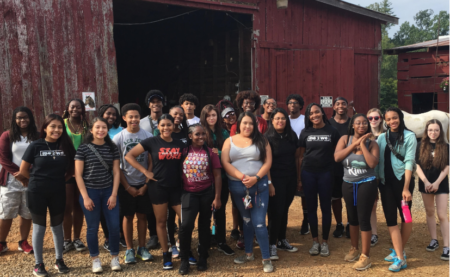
left=289, top=114, right=305, bottom=138
left=139, top=116, right=158, bottom=135
left=186, top=116, right=200, bottom=126
left=7, top=135, right=31, bottom=192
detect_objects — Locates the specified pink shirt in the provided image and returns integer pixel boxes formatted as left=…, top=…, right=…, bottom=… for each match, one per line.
left=182, top=146, right=221, bottom=192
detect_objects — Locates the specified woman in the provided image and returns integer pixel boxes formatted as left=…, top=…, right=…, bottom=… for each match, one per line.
left=230, top=91, right=267, bottom=135
left=178, top=124, right=222, bottom=275
left=18, top=114, right=75, bottom=276
left=125, top=114, right=185, bottom=270
left=265, top=108, right=300, bottom=260
left=216, top=100, right=237, bottom=133
left=200, top=105, right=234, bottom=256
left=367, top=108, right=384, bottom=247
left=0, top=107, right=38, bottom=255
left=416, top=119, right=449, bottom=261
left=376, top=107, right=417, bottom=272
left=62, top=99, right=89, bottom=252
left=260, top=98, right=276, bottom=123
left=74, top=118, right=122, bottom=273
left=221, top=111, right=273, bottom=273
left=298, top=103, right=340, bottom=257
left=334, top=114, right=379, bottom=270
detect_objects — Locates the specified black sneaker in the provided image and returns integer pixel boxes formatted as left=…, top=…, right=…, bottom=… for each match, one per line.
left=178, top=259, right=190, bottom=275
left=230, top=229, right=240, bottom=240
left=163, top=252, right=173, bottom=270
left=73, top=238, right=87, bottom=251
left=197, top=257, right=207, bottom=271
left=426, top=239, right=439, bottom=252
left=333, top=223, right=344, bottom=238
left=371, top=235, right=379, bottom=247
left=218, top=243, right=235, bottom=256
left=345, top=223, right=351, bottom=238
left=300, top=220, right=310, bottom=235
left=441, top=247, right=449, bottom=261
left=277, top=239, right=298, bottom=252
left=119, top=237, right=127, bottom=248
left=103, top=240, right=110, bottom=252
left=33, top=263, right=48, bottom=276
left=54, top=259, right=70, bottom=273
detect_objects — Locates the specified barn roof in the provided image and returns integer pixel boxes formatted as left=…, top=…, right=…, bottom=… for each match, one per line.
left=384, top=36, right=450, bottom=55
left=315, top=0, right=398, bottom=24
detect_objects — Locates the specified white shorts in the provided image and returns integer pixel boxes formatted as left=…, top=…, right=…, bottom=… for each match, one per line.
left=0, top=185, right=31, bottom=220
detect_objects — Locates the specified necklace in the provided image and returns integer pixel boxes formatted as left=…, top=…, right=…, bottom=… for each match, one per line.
left=45, top=140, right=56, bottom=160
left=190, top=145, right=203, bottom=155
left=68, top=118, right=81, bottom=134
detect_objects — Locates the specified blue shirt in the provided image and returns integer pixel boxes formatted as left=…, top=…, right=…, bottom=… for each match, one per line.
left=108, top=126, right=123, bottom=139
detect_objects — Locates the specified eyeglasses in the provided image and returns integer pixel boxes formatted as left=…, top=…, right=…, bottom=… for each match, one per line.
left=224, top=112, right=235, bottom=119
left=354, top=122, right=368, bottom=126
left=288, top=101, right=299, bottom=105
left=265, top=102, right=276, bottom=107
left=367, top=116, right=380, bottom=121
left=243, top=101, right=256, bottom=107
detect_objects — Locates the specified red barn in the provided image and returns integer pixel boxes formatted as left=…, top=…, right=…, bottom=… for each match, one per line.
left=0, top=0, right=397, bottom=130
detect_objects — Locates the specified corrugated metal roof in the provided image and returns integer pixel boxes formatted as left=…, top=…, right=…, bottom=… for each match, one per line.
left=384, top=36, right=449, bottom=54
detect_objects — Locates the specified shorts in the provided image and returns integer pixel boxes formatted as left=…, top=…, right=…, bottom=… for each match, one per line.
left=0, top=186, right=31, bottom=219
left=379, top=176, right=414, bottom=227
left=118, top=184, right=152, bottom=216
left=332, top=175, right=344, bottom=200
left=148, top=184, right=182, bottom=206
left=419, top=179, right=449, bottom=194
left=27, top=189, right=66, bottom=216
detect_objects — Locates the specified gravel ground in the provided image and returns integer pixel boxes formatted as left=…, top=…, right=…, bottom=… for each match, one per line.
left=0, top=177, right=448, bottom=276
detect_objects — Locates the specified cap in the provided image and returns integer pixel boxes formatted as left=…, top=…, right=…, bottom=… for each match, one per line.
left=221, top=107, right=235, bottom=118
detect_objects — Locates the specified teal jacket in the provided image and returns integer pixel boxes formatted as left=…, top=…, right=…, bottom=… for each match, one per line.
left=376, top=129, right=417, bottom=184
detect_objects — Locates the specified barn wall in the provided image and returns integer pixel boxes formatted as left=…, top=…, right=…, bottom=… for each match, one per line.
left=0, top=0, right=118, bottom=131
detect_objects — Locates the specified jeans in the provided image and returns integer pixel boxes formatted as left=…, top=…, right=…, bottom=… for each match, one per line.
left=79, top=186, right=120, bottom=256
left=229, top=175, right=270, bottom=259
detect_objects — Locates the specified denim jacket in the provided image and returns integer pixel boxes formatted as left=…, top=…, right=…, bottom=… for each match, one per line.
left=376, top=129, right=417, bottom=184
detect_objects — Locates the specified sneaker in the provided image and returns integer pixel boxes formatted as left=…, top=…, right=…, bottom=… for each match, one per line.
left=231, top=229, right=240, bottom=240
left=262, top=260, right=274, bottom=273
left=163, top=252, right=173, bottom=270
left=388, top=257, right=407, bottom=272
left=333, top=223, right=344, bottom=238
left=277, top=239, right=298, bottom=253
left=146, top=235, right=159, bottom=250
left=0, top=242, right=8, bottom=254
left=171, top=245, right=180, bottom=258
left=188, top=251, right=197, bottom=265
left=18, top=240, right=34, bottom=254
left=309, top=241, right=321, bottom=256
left=344, top=247, right=360, bottom=262
left=124, top=249, right=137, bottom=264
left=92, top=258, right=103, bottom=273
left=320, top=242, right=330, bottom=257
left=300, top=220, right=310, bottom=235
left=353, top=254, right=371, bottom=271
left=345, top=223, right=351, bottom=239
left=370, top=235, right=379, bottom=247
left=54, top=259, right=70, bottom=273
left=218, top=243, right=235, bottom=256
left=137, top=246, right=154, bottom=261
left=234, top=253, right=255, bottom=264
left=197, top=257, right=207, bottom=271
left=269, top=244, right=279, bottom=260
left=119, top=237, right=127, bottom=248
left=384, top=248, right=406, bottom=262
left=236, top=236, right=245, bottom=250
left=62, top=241, right=74, bottom=254
left=441, top=247, right=449, bottom=261
left=426, top=239, right=439, bottom=252
left=73, top=239, right=87, bottom=251
left=110, top=256, right=121, bottom=271
left=103, top=240, right=110, bottom=252
left=33, top=263, right=48, bottom=276
left=178, top=259, right=190, bottom=275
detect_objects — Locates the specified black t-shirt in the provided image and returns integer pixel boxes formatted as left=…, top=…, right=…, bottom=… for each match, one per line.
left=329, top=117, right=350, bottom=176
left=74, top=143, right=120, bottom=189
left=266, top=131, right=300, bottom=178
left=172, top=131, right=188, bottom=146
left=384, top=131, right=399, bottom=180
left=416, top=142, right=449, bottom=186
left=299, top=125, right=340, bottom=173
left=22, top=138, right=68, bottom=192
left=141, top=136, right=186, bottom=187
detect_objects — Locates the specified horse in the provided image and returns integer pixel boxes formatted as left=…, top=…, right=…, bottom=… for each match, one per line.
left=84, top=95, right=95, bottom=108
left=402, top=110, right=449, bottom=143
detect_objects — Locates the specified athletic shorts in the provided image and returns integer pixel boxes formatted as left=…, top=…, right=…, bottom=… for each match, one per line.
left=0, top=185, right=31, bottom=220
left=332, top=175, right=344, bottom=200
left=27, top=189, right=66, bottom=217
left=118, top=184, right=152, bottom=216
left=148, top=184, right=182, bottom=206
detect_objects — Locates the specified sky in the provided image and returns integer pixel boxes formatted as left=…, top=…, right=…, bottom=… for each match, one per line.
left=346, top=0, right=449, bottom=37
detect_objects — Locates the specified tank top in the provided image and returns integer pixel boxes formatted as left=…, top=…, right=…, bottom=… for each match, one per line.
left=64, top=118, right=83, bottom=150
left=342, top=136, right=376, bottom=183
left=227, top=136, right=263, bottom=181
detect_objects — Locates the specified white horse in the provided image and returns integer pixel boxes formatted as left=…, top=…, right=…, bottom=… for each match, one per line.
left=402, top=110, right=450, bottom=143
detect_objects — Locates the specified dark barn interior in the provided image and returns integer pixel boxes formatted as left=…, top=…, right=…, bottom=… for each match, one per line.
left=113, top=0, right=253, bottom=116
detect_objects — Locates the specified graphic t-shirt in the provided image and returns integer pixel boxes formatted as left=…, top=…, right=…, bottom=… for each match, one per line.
left=141, top=136, right=185, bottom=187
left=299, top=125, right=340, bottom=173
left=267, top=131, right=300, bottom=178
left=289, top=114, right=305, bottom=138
left=113, top=128, right=153, bottom=186
left=75, top=143, right=120, bottom=189
left=22, top=138, right=68, bottom=192
left=182, top=146, right=221, bottom=192
left=329, top=117, right=351, bottom=176
left=186, top=116, right=200, bottom=126
left=415, top=142, right=449, bottom=187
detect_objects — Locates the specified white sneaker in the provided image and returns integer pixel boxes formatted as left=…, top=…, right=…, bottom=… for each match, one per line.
left=92, top=258, right=103, bottom=273
left=110, top=256, right=121, bottom=271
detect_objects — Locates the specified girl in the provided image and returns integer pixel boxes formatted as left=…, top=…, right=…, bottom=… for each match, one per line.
left=260, top=98, right=277, bottom=123
left=334, top=114, right=379, bottom=270
left=0, top=107, right=39, bottom=255
left=74, top=118, right=121, bottom=273
left=125, top=114, right=185, bottom=270
left=416, top=119, right=449, bottom=260
left=62, top=99, right=89, bottom=252
left=298, top=103, right=340, bottom=257
left=216, top=100, right=237, bottom=133
left=178, top=124, right=222, bottom=275
left=200, top=105, right=234, bottom=256
left=18, top=114, right=75, bottom=276
left=265, top=108, right=301, bottom=260
left=376, top=107, right=417, bottom=272
left=99, top=104, right=123, bottom=139
left=230, top=91, right=268, bottom=135
left=221, top=111, right=273, bottom=273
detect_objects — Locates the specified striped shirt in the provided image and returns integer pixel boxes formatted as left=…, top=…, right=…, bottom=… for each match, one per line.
left=75, top=143, right=120, bottom=189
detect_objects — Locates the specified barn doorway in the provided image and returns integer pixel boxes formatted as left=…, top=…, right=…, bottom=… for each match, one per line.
left=113, top=0, right=253, bottom=116
left=412, top=93, right=437, bottom=114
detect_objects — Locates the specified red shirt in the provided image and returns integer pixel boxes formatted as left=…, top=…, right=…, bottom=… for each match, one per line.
left=230, top=117, right=267, bottom=136
left=182, top=146, right=222, bottom=192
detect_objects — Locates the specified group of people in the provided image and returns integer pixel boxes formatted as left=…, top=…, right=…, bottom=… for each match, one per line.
left=0, top=89, right=448, bottom=276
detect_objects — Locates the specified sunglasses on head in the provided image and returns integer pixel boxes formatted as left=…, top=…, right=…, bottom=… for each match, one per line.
left=368, top=116, right=380, bottom=121
left=224, top=112, right=235, bottom=118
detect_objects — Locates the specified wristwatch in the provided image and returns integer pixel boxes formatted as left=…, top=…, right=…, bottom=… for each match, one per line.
left=268, top=180, right=272, bottom=185
left=256, top=175, right=261, bottom=182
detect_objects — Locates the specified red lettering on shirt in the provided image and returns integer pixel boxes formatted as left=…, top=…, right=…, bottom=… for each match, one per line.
left=158, top=148, right=181, bottom=160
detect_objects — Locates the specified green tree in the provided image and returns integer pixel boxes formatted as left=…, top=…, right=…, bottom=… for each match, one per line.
left=380, top=78, right=398, bottom=111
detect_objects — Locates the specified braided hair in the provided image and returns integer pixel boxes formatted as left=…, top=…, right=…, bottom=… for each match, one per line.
left=62, top=99, right=89, bottom=136
left=304, top=103, right=330, bottom=129
left=98, top=104, right=121, bottom=128
left=384, top=107, right=410, bottom=145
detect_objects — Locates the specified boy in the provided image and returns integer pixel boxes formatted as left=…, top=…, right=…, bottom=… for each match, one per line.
left=113, top=103, right=153, bottom=263
left=140, top=90, right=164, bottom=136
left=179, top=93, right=200, bottom=126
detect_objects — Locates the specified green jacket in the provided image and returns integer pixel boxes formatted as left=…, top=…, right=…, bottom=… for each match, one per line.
left=213, top=128, right=230, bottom=160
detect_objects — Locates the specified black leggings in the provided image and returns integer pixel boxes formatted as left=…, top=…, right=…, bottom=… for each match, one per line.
left=342, top=180, right=378, bottom=231
left=27, top=190, right=66, bottom=227
left=379, top=176, right=414, bottom=227
left=214, top=176, right=230, bottom=244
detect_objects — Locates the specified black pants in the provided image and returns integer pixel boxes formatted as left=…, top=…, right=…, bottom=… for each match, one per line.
left=167, top=208, right=176, bottom=245
left=214, top=176, right=229, bottom=244
left=179, top=188, right=214, bottom=260
left=379, top=176, right=414, bottom=227
left=342, top=180, right=378, bottom=231
left=268, top=174, right=297, bottom=245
